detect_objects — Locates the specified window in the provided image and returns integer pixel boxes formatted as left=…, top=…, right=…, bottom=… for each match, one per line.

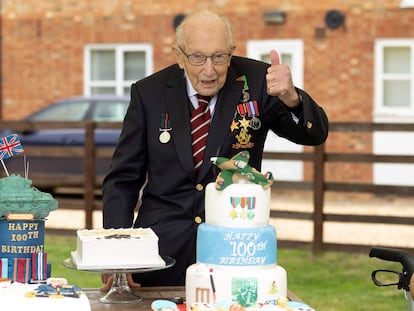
left=374, top=39, right=414, bottom=121
left=247, top=40, right=304, bottom=181
left=400, top=0, right=414, bottom=8
left=374, top=39, right=414, bottom=186
left=27, top=101, right=90, bottom=121
left=247, top=39, right=303, bottom=88
left=84, top=44, right=153, bottom=96
left=93, top=100, right=129, bottom=122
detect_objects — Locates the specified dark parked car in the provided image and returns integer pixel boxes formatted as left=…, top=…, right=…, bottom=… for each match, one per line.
left=2, top=95, right=130, bottom=177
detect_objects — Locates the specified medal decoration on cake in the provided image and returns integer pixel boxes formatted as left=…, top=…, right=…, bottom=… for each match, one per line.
left=12, top=257, right=31, bottom=283
left=229, top=196, right=256, bottom=220
left=31, top=252, right=48, bottom=283
left=210, top=151, right=274, bottom=190
left=232, top=76, right=261, bottom=150
left=0, top=258, right=8, bottom=278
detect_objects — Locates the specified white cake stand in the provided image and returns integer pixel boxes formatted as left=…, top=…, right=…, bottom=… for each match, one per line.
left=62, top=256, right=175, bottom=304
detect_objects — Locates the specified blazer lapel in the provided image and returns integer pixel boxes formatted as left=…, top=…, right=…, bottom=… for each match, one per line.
left=164, top=72, right=195, bottom=177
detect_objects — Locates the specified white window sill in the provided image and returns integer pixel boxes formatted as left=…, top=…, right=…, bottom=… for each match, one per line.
left=400, top=0, right=414, bottom=8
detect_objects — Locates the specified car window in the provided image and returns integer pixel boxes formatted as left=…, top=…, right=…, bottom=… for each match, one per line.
left=28, top=101, right=90, bottom=121
left=93, top=101, right=128, bottom=122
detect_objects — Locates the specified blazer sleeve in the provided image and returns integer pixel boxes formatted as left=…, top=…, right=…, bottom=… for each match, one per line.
left=264, top=86, right=328, bottom=147
left=102, top=84, right=148, bottom=228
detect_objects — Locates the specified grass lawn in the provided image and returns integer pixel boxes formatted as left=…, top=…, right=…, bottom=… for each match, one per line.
left=45, top=233, right=102, bottom=288
left=278, top=249, right=407, bottom=311
left=45, top=233, right=408, bottom=310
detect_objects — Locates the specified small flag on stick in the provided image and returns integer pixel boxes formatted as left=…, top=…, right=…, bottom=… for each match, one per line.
left=0, top=134, right=24, bottom=176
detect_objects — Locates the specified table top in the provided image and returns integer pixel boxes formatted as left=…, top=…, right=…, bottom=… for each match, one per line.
left=85, top=287, right=303, bottom=311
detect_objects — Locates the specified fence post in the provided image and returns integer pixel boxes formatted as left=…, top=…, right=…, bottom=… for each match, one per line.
left=313, top=143, right=325, bottom=253
left=84, top=121, right=96, bottom=229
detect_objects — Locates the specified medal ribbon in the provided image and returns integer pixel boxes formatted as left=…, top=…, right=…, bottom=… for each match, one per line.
left=0, top=258, right=8, bottom=278
left=160, top=113, right=171, bottom=130
left=237, top=103, right=246, bottom=116
left=32, top=252, right=48, bottom=281
left=236, top=75, right=249, bottom=90
left=246, top=100, right=259, bottom=117
left=13, top=258, right=30, bottom=283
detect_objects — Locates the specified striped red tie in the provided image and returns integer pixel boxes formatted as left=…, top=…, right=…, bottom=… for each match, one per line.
left=191, top=95, right=211, bottom=174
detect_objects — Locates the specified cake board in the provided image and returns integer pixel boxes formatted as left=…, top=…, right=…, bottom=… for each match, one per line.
left=63, top=256, right=175, bottom=304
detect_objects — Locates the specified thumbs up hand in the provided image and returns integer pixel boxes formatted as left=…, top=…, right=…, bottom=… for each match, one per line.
left=266, top=50, right=300, bottom=107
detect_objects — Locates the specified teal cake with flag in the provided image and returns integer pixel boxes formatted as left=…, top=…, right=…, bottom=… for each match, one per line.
left=0, top=134, right=58, bottom=283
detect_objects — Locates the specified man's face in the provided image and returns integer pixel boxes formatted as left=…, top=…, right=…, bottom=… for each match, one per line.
left=175, top=20, right=233, bottom=97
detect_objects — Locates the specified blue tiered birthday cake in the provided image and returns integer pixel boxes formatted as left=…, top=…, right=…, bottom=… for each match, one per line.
left=0, top=174, right=58, bottom=283
left=185, top=151, right=315, bottom=311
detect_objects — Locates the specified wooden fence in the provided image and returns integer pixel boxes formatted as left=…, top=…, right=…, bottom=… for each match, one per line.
left=267, top=122, right=414, bottom=253
left=1, top=121, right=414, bottom=253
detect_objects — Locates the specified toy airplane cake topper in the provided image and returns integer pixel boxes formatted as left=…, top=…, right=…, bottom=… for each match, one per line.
left=210, top=151, right=274, bottom=190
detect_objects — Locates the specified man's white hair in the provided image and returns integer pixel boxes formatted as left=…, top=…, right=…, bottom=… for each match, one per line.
left=175, top=10, right=234, bottom=50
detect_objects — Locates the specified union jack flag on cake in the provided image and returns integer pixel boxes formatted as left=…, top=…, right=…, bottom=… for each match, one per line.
left=0, top=134, right=24, bottom=160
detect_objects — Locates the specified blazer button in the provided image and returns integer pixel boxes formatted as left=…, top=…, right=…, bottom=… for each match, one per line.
left=195, top=184, right=204, bottom=191
left=195, top=216, right=202, bottom=224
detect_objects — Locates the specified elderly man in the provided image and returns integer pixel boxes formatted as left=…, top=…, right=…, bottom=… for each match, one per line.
left=102, top=9, right=328, bottom=287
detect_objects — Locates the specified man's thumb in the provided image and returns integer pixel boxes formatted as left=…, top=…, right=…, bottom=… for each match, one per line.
left=270, top=50, right=280, bottom=65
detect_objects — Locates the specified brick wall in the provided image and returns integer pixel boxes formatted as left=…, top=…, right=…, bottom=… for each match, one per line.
left=1, top=0, right=413, bottom=183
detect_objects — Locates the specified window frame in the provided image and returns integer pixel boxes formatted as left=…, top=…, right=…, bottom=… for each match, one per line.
left=400, top=0, right=414, bottom=8
left=374, top=39, right=414, bottom=122
left=84, top=43, right=153, bottom=96
left=246, top=39, right=304, bottom=88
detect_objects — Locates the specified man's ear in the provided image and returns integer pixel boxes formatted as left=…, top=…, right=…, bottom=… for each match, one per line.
left=173, top=45, right=185, bottom=69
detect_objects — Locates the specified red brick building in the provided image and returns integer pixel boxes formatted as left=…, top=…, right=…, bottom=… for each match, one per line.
left=1, top=0, right=414, bottom=185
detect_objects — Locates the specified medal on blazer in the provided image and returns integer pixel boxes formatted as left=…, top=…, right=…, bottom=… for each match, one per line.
left=236, top=75, right=250, bottom=103
left=231, top=75, right=261, bottom=150
left=159, top=113, right=172, bottom=143
left=246, top=100, right=261, bottom=130
left=236, top=75, right=260, bottom=130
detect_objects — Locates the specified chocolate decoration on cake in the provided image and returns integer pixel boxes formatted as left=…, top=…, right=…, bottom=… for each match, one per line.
left=103, top=234, right=131, bottom=239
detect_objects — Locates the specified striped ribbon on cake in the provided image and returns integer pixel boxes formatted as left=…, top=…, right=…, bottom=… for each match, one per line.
left=12, top=258, right=31, bottom=283
left=230, top=196, right=256, bottom=209
left=0, top=258, right=8, bottom=278
left=32, top=252, right=48, bottom=281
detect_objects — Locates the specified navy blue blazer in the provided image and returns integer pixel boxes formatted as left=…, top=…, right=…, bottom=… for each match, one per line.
left=102, top=56, right=328, bottom=286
